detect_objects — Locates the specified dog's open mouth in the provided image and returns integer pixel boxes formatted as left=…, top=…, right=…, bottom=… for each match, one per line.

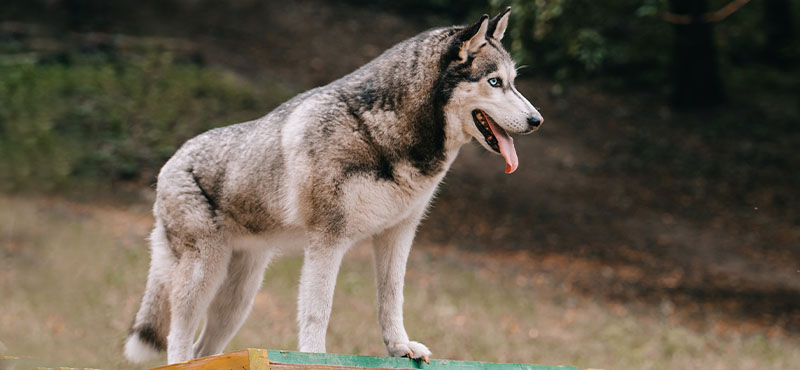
left=472, top=109, right=519, bottom=174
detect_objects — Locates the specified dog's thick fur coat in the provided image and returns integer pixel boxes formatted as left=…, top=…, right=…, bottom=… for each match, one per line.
left=125, top=8, right=542, bottom=364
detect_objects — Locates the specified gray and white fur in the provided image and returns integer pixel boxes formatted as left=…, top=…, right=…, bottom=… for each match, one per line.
left=125, top=8, right=542, bottom=365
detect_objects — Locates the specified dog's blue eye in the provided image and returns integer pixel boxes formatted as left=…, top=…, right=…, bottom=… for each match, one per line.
left=488, top=77, right=502, bottom=87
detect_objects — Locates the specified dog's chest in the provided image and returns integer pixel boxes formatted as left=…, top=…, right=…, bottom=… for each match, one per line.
left=340, top=162, right=446, bottom=237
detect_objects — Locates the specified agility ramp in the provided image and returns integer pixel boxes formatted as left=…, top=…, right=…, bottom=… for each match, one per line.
left=147, top=349, right=581, bottom=370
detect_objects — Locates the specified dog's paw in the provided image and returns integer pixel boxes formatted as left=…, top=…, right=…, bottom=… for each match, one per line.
left=387, top=340, right=431, bottom=364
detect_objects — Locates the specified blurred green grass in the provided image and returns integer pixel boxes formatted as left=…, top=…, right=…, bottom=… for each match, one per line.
left=1, top=195, right=798, bottom=370
left=0, top=51, right=292, bottom=191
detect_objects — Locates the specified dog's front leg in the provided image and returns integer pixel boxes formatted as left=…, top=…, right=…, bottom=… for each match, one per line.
left=297, top=235, right=349, bottom=353
left=372, top=215, right=431, bottom=363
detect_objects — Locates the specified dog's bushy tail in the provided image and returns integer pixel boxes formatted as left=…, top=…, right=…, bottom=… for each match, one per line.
left=124, top=222, right=172, bottom=363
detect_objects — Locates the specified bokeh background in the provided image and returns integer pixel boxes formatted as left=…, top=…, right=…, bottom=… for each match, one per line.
left=1, top=1, right=798, bottom=369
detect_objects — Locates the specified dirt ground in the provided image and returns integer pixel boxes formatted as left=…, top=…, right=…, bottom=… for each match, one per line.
left=3, top=195, right=797, bottom=370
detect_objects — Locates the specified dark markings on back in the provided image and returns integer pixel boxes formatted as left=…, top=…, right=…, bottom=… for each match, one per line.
left=189, top=168, right=218, bottom=216
left=340, top=92, right=397, bottom=182
left=346, top=76, right=404, bottom=112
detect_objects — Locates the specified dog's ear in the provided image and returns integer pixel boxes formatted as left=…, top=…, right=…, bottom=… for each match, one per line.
left=488, top=6, right=511, bottom=41
left=457, top=14, right=489, bottom=62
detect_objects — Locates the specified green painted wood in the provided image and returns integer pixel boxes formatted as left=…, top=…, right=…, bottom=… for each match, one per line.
left=266, top=350, right=578, bottom=370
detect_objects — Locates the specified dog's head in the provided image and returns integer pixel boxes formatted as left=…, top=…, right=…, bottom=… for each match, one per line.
left=442, top=8, right=543, bottom=174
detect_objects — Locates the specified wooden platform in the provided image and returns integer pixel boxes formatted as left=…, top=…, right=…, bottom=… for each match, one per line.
left=148, top=349, right=580, bottom=370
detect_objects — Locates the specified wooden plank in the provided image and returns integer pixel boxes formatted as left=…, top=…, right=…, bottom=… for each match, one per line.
left=147, top=349, right=252, bottom=370
left=145, top=349, right=581, bottom=370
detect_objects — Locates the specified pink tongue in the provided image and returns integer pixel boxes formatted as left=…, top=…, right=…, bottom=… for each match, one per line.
left=486, top=117, right=519, bottom=174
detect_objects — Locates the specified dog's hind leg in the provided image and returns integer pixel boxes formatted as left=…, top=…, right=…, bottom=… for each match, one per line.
left=155, top=167, right=234, bottom=364
left=192, top=248, right=272, bottom=358
left=372, top=213, right=431, bottom=362
left=165, top=232, right=231, bottom=364
left=296, top=234, right=351, bottom=353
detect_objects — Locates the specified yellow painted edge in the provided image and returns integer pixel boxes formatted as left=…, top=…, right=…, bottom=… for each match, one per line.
left=247, top=348, right=270, bottom=370
left=26, top=368, right=102, bottom=370
left=147, top=349, right=250, bottom=370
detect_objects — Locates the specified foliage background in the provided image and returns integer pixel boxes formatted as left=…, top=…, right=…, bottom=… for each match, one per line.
left=1, top=0, right=797, bottom=191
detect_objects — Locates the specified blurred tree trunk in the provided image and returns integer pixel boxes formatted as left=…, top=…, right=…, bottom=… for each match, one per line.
left=763, top=0, right=795, bottom=65
left=669, top=0, right=724, bottom=109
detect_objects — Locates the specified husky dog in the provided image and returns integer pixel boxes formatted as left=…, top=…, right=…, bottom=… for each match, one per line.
left=125, top=7, right=542, bottom=365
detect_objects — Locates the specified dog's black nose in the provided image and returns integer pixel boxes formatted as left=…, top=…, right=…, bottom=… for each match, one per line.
left=527, top=115, right=543, bottom=128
